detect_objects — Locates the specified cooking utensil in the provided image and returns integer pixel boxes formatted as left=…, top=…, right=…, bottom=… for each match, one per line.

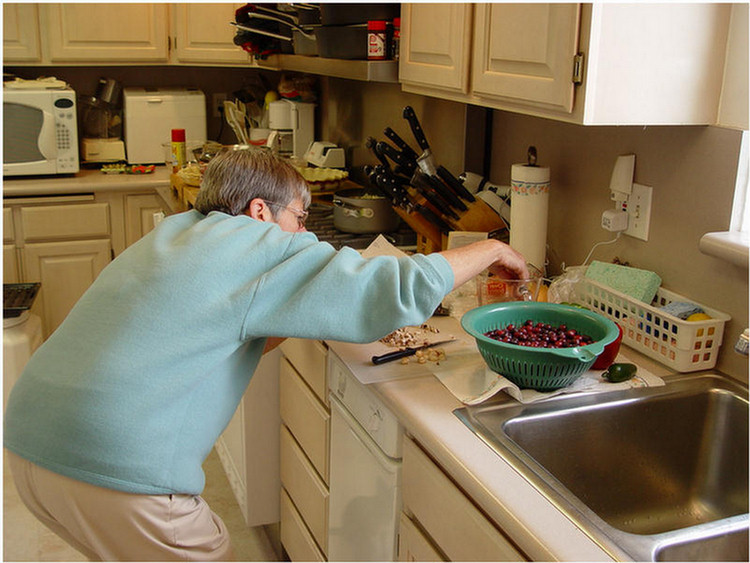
left=437, top=165, right=476, bottom=202
left=372, top=339, right=456, bottom=365
left=383, top=127, right=420, bottom=163
left=461, top=302, right=619, bottom=391
left=333, top=188, right=401, bottom=234
left=403, top=106, right=438, bottom=176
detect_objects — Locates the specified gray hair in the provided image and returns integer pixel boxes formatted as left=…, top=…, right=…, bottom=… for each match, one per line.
left=194, top=148, right=311, bottom=216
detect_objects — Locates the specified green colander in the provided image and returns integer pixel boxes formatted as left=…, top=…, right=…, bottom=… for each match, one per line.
left=461, top=302, right=619, bottom=391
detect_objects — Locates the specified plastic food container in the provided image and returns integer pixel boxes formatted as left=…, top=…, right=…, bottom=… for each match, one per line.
left=574, top=279, right=731, bottom=372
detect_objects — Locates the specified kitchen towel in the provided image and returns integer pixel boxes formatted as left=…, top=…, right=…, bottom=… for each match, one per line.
left=509, top=163, right=550, bottom=273
left=430, top=347, right=664, bottom=405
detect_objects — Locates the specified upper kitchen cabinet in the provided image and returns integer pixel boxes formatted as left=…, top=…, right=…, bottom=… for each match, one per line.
left=5, top=3, right=249, bottom=67
left=398, top=3, right=473, bottom=94
left=3, top=4, right=42, bottom=63
left=401, top=3, right=737, bottom=126
left=472, top=3, right=580, bottom=114
left=41, top=3, right=170, bottom=63
left=170, top=3, right=250, bottom=64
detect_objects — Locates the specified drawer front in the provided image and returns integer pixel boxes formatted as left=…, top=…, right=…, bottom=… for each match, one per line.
left=280, top=425, right=328, bottom=554
left=21, top=203, right=110, bottom=241
left=399, top=512, right=447, bottom=562
left=3, top=208, right=13, bottom=242
left=279, top=338, right=328, bottom=404
left=402, top=438, right=526, bottom=562
left=280, top=488, right=326, bottom=562
left=280, top=358, right=330, bottom=482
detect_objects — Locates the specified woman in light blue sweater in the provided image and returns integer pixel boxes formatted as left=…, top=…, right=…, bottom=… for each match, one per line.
left=4, top=148, right=527, bottom=561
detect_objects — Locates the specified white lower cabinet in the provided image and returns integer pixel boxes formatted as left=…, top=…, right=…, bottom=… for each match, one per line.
left=399, top=512, right=446, bottom=562
left=401, top=437, right=527, bottom=562
left=279, top=339, right=330, bottom=561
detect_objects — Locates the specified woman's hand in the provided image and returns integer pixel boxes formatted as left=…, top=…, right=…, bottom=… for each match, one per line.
left=439, top=239, right=529, bottom=291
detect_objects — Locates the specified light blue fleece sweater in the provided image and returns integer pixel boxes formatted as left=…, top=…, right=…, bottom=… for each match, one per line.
left=4, top=210, right=453, bottom=495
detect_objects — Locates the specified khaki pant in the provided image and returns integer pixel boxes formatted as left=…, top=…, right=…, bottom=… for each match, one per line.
left=7, top=451, right=234, bottom=561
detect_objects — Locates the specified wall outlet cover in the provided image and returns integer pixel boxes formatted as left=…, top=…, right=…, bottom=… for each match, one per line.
left=623, top=183, right=653, bottom=241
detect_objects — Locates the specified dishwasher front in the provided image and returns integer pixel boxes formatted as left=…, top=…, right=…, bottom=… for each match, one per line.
left=327, top=352, right=403, bottom=562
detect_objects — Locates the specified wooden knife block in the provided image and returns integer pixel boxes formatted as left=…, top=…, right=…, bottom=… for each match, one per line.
left=393, top=190, right=507, bottom=254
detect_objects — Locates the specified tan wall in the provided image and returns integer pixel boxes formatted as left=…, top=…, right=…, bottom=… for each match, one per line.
left=488, top=112, right=748, bottom=380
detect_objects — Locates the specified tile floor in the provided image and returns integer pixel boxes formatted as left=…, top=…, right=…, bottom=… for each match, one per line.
left=3, top=448, right=280, bottom=561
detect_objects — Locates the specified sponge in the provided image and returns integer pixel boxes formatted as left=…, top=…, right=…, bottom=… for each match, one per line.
left=585, top=261, right=661, bottom=303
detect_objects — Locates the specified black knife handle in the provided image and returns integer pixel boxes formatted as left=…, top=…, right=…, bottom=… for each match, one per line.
left=416, top=204, right=452, bottom=233
left=377, top=141, right=416, bottom=174
left=437, top=165, right=476, bottom=202
left=403, top=106, right=430, bottom=151
left=372, top=347, right=417, bottom=365
left=367, top=137, right=392, bottom=170
left=412, top=179, right=460, bottom=221
left=429, top=174, right=468, bottom=212
left=383, top=127, right=419, bottom=160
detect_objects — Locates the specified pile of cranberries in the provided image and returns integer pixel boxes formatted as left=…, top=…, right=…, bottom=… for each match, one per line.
left=484, top=319, right=594, bottom=348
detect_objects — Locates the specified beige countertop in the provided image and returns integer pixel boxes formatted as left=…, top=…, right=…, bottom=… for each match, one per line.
left=326, top=317, right=675, bottom=561
left=3, top=167, right=171, bottom=197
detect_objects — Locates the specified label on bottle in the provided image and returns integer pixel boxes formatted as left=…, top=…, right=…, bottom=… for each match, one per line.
left=368, top=21, right=387, bottom=60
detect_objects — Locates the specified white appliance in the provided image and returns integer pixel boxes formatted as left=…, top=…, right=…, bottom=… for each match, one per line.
left=3, top=312, right=43, bottom=411
left=327, top=352, right=403, bottom=562
left=266, top=99, right=315, bottom=159
left=123, top=87, right=206, bottom=164
left=3, top=85, right=79, bottom=176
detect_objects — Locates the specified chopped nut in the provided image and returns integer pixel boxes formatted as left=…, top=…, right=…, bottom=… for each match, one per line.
left=418, top=356, right=427, bottom=364
left=400, top=357, right=410, bottom=365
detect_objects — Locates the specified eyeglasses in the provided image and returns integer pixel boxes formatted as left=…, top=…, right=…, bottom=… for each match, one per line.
left=263, top=201, right=309, bottom=229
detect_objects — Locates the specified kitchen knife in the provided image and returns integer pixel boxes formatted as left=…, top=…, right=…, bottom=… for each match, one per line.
left=366, top=136, right=392, bottom=171
left=383, top=127, right=420, bottom=162
left=372, top=339, right=456, bottom=365
left=380, top=174, right=452, bottom=232
left=410, top=171, right=461, bottom=220
left=426, top=173, right=468, bottom=212
left=437, top=165, right=476, bottom=202
left=403, top=106, right=438, bottom=177
left=377, top=141, right=417, bottom=175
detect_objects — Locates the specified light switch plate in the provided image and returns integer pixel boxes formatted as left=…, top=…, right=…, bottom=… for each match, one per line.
left=623, top=183, right=653, bottom=241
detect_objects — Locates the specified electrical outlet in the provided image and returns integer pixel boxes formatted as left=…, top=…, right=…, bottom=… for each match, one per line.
left=622, top=183, right=653, bottom=241
left=212, top=93, right=227, bottom=118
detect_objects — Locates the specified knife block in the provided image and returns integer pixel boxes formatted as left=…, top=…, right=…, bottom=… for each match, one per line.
left=393, top=193, right=507, bottom=253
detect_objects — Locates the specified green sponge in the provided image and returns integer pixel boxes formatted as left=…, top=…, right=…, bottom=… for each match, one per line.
left=585, top=261, right=661, bottom=303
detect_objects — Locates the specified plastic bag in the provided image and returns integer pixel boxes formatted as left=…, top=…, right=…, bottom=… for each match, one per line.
left=547, top=265, right=588, bottom=304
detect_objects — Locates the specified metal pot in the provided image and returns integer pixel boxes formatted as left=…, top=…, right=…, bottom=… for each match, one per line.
left=333, top=188, right=401, bottom=234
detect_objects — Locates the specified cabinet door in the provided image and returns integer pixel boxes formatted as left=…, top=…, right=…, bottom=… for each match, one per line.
left=472, top=3, right=581, bottom=113
left=3, top=4, right=41, bottom=63
left=399, top=3, right=473, bottom=94
left=172, top=3, right=249, bottom=64
left=124, top=193, right=166, bottom=248
left=43, top=3, right=169, bottom=62
left=22, top=239, right=111, bottom=337
left=4, top=246, right=20, bottom=284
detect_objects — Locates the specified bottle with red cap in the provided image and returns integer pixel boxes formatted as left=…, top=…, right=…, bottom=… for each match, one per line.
left=367, top=20, right=387, bottom=60
left=170, top=129, right=186, bottom=173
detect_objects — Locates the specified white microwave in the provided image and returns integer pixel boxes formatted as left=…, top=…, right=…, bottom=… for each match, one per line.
left=3, top=87, right=79, bottom=176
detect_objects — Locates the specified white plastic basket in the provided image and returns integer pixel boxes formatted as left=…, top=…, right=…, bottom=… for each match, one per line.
left=575, top=279, right=731, bottom=372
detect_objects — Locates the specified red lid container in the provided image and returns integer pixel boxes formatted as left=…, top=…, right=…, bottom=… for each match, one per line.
left=171, top=129, right=186, bottom=142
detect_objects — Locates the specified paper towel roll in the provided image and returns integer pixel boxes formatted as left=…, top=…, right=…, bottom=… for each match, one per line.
left=509, top=163, right=550, bottom=272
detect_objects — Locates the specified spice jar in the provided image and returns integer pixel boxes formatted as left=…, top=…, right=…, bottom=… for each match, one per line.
left=367, top=20, right=387, bottom=60
left=170, top=129, right=186, bottom=173
left=391, top=17, right=400, bottom=60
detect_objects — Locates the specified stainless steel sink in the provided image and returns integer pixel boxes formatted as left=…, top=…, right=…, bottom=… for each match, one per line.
left=454, top=373, right=749, bottom=561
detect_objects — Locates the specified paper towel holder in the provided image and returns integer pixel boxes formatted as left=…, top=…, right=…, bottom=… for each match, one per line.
left=526, top=145, right=538, bottom=167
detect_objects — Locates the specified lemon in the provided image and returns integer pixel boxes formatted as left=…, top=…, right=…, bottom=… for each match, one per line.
left=687, top=312, right=712, bottom=322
